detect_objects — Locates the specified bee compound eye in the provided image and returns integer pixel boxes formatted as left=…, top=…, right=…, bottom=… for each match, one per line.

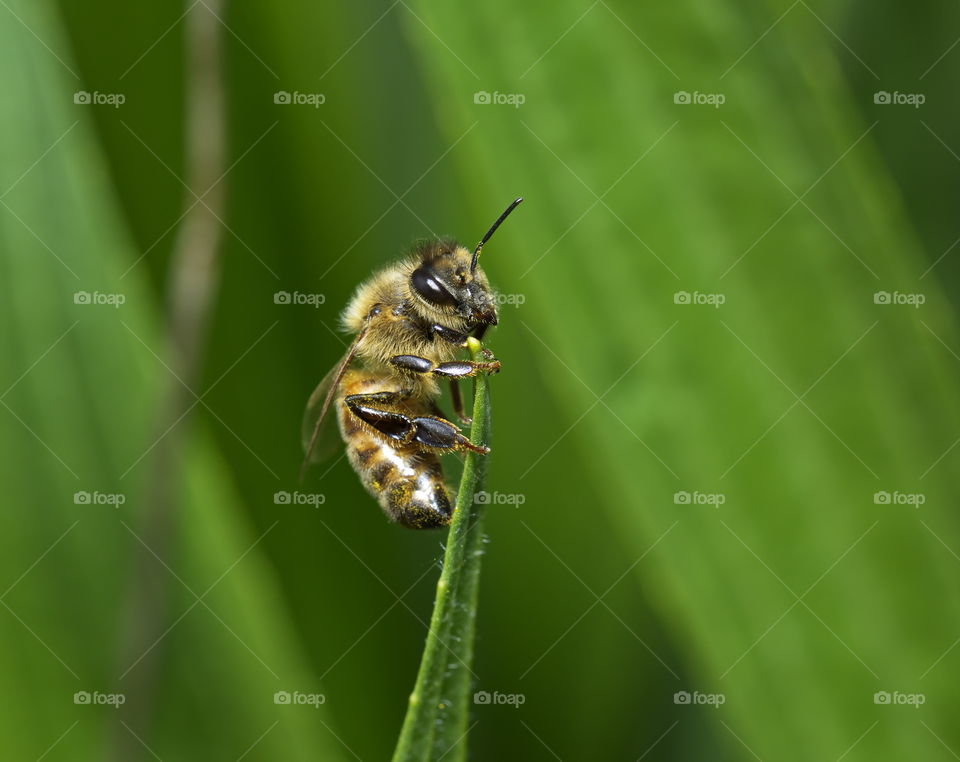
left=411, top=265, right=456, bottom=306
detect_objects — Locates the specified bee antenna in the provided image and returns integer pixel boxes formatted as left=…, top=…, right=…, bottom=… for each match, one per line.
left=471, top=197, right=523, bottom=272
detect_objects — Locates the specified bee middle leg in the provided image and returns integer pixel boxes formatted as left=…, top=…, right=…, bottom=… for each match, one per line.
left=345, top=391, right=489, bottom=455
left=389, top=354, right=501, bottom=378
left=449, top=379, right=471, bottom=425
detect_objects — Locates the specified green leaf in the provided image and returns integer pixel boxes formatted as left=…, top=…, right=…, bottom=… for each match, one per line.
left=0, top=1, right=345, bottom=758
left=393, top=340, right=492, bottom=762
left=401, top=1, right=960, bottom=759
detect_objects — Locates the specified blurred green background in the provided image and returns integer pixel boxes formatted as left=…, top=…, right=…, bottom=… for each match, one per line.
left=3, top=0, right=960, bottom=759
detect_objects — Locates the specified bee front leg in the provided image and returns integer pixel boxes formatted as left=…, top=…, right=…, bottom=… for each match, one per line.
left=345, top=391, right=489, bottom=455
left=430, top=324, right=497, bottom=361
left=430, top=323, right=470, bottom=346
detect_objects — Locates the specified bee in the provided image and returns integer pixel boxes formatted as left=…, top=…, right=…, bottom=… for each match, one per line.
left=301, top=198, right=523, bottom=529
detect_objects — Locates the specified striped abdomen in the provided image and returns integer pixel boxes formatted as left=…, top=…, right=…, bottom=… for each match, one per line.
left=337, top=369, right=452, bottom=528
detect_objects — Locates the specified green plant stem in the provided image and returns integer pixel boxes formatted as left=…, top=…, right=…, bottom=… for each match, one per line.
left=392, top=339, right=492, bottom=762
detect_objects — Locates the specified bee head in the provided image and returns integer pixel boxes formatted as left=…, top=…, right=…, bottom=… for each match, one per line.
left=406, top=198, right=523, bottom=330
left=408, top=241, right=498, bottom=326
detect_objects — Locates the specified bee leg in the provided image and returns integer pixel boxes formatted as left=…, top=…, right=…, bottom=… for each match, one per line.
left=449, top=379, right=472, bottom=425
left=345, top=393, right=415, bottom=443
left=430, top=325, right=497, bottom=361
left=430, top=324, right=470, bottom=346
left=409, top=415, right=489, bottom=454
left=389, top=355, right=501, bottom=377
left=345, top=391, right=488, bottom=455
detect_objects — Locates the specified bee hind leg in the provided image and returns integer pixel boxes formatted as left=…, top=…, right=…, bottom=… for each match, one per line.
left=345, top=391, right=489, bottom=455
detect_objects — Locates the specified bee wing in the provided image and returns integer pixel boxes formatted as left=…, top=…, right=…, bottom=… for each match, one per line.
left=299, top=327, right=367, bottom=480
left=299, top=366, right=341, bottom=465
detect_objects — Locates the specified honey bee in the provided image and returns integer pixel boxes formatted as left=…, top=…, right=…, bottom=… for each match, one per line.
left=301, top=198, right=523, bottom=529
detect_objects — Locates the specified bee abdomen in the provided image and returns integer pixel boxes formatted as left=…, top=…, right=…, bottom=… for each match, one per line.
left=336, top=368, right=453, bottom=528
left=345, top=431, right=452, bottom=529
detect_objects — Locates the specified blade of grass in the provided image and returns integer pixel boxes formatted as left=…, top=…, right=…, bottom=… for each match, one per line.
left=429, top=350, right=493, bottom=762
left=111, top=2, right=227, bottom=757
left=393, top=338, right=492, bottom=762
left=0, top=1, right=348, bottom=757
left=400, top=2, right=960, bottom=759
